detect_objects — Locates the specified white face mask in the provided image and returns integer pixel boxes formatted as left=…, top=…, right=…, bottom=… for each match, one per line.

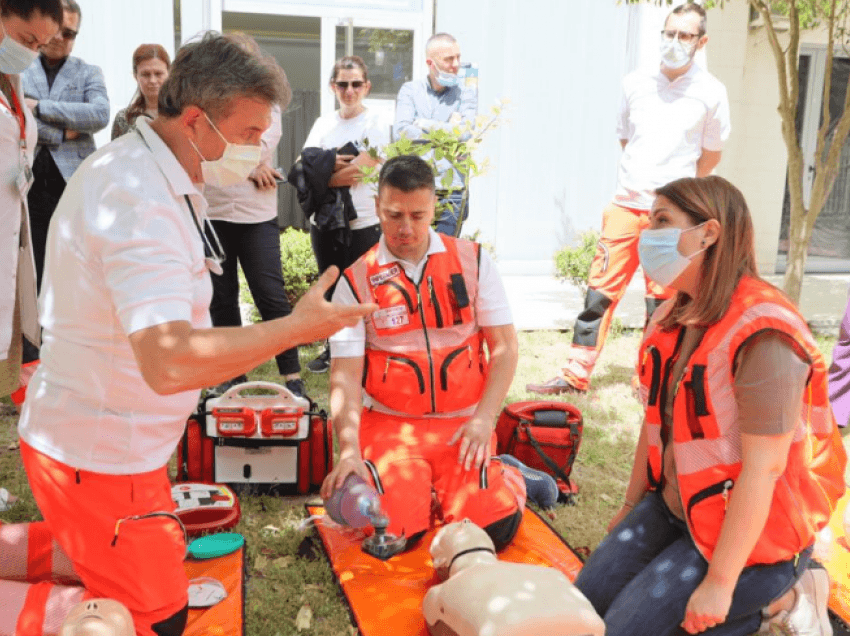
left=660, top=38, right=695, bottom=71
left=0, top=18, right=38, bottom=74
left=430, top=59, right=459, bottom=88
left=638, top=223, right=706, bottom=288
left=189, top=112, right=261, bottom=189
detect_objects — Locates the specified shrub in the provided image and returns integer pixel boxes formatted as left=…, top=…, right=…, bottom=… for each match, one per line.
left=279, top=227, right=319, bottom=306
left=554, top=230, right=599, bottom=296
left=238, top=227, right=319, bottom=322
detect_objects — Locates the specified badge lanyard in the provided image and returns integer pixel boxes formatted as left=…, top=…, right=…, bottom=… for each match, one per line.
left=0, top=75, right=32, bottom=197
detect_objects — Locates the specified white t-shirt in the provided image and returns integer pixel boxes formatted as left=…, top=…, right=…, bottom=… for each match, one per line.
left=205, top=104, right=282, bottom=224
left=303, top=108, right=391, bottom=230
left=330, top=229, right=513, bottom=358
left=614, top=63, right=731, bottom=211
left=19, top=119, right=214, bottom=475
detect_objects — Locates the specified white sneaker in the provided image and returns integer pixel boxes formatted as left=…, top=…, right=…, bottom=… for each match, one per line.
left=760, top=567, right=833, bottom=636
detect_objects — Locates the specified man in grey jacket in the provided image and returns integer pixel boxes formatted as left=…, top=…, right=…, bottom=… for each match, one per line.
left=22, top=0, right=109, bottom=288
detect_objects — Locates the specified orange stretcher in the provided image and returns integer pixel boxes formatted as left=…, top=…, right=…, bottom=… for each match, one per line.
left=307, top=505, right=585, bottom=636
left=184, top=544, right=246, bottom=636
left=823, top=490, right=850, bottom=634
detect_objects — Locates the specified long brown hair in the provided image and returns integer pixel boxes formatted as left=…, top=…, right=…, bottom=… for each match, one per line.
left=655, top=175, right=763, bottom=329
left=126, top=44, right=171, bottom=123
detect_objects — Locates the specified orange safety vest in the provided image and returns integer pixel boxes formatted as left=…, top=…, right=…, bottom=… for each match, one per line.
left=638, top=276, right=847, bottom=566
left=342, top=236, right=486, bottom=416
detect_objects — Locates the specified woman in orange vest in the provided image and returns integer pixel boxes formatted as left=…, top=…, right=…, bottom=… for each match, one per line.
left=574, top=175, right=846, bottom=636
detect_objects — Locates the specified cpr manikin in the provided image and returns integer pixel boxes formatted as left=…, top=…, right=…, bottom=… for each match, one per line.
left=423, top=519, right=605, bottom=636
left=59, top=599, right=134, bottom=636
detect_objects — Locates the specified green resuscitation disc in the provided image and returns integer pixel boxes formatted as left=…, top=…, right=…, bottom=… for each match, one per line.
left=187, top=532, right=245, bottom=560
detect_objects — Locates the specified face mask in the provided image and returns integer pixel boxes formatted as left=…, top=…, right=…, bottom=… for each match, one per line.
left=430, top=60, right=459, bottom=88
left=0, top=19, right=38, bottom=74
left=660, top=38, right=695, bottom=71
left=638, top=224, right=706, bottom=288
left=189, top=112, right=261, bottom=189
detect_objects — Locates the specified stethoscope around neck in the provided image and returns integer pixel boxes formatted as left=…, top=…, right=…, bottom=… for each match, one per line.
left=133, top=127, right=226, bottom=275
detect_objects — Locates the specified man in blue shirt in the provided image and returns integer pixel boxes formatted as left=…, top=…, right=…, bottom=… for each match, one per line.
left=393, top=33, right=477, bottom=237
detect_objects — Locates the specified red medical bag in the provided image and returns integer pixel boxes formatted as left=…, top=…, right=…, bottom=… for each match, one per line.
left=176, top=382, right=333, bottom=494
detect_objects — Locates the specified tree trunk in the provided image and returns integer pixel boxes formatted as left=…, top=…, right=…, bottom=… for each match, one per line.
left=782, top=199, right=811, bottom=304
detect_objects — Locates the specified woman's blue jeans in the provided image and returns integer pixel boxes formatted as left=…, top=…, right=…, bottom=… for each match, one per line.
left=574, top=492, right=810, bottom=636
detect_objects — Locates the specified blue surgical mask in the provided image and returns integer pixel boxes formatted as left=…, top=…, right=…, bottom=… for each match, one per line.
left=638, top=223, right=706, bottom=288
left=431, top=60, right=459, bottom=88
left=0, top=18, right=38, bottom=74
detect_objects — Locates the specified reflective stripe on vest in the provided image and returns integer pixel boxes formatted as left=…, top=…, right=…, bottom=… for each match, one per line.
left=638, top=276, right=847, bottom=565
left=345, top=236, right=486, bottom=416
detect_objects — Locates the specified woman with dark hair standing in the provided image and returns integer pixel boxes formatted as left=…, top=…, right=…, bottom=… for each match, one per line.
left=0, top=0, right=60, bottom=409
left=300, top=55, right=390, bottom=373
left=110, top=43, right=170, bottom=139
left=574, top=175, right=846, bottom=636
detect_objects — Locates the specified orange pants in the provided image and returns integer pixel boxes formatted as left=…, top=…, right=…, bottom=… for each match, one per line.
left=21, top=440, right=188, bottom=636
left=563, top=203, right=671, bottom=390
left=359, top=410, right=526, bottom=540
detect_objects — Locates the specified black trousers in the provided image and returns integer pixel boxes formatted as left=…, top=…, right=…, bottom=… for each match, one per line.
left=27, top=148, right=66, bottom=291
left=309, top=223, right=382, bottom=299
left=209, top=219, right=299, bottom=375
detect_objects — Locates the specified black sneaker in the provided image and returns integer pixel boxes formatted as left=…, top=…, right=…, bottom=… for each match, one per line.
left=207, top=374, right=248, bottom=397
left=306, top=346, right=330, bottom=374
left=285, top=378, right=307, bottom=400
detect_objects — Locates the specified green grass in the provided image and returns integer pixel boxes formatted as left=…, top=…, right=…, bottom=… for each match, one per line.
left=0, top=328, right=842, bottom=635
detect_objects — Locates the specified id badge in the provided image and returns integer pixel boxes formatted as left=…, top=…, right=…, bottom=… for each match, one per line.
left=373, top=305, right=409, bottom=330
left=16, top=152, right=32, bottom=198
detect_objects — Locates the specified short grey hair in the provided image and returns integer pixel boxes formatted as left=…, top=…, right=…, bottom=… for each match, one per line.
left=62, top=0, right=80, bottom=21
left=158, top=32, right=291, bottom=121
left=425, top=33, right=457, bottom=57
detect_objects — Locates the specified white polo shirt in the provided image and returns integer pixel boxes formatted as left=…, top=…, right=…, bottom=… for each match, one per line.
left=330, top=228, right=512, bottom=358
left=19, top=119, right=213, bottom=475
left=614, top=63, right=731, bottom=211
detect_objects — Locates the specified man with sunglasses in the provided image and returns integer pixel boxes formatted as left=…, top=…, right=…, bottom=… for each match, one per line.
left=22, top=0, right=108, bottom=292
left=394, top=32, right=476, bottom=237
left=528, top=1, right=730, bottom=396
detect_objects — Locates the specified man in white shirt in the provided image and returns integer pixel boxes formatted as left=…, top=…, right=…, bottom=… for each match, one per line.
left=14, top=33, right=374, bottom=636
left=320, top=155, right=526, bottom=552
left=528, top=2, right=730, bottom=395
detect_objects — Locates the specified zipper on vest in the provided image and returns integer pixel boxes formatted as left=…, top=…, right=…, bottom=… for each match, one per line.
left=427, top=276, right=444, bottom=328
left=644, top=346, right=662, bottom=406
left=686, top=478, right=734, bottom=519
left=415, top=286, right=437, bottom=412
left=383, top=355, right=426, bottom=393
left=376, top=280, right=416, bottom=313
left=440, top=345, right=472, bottom=391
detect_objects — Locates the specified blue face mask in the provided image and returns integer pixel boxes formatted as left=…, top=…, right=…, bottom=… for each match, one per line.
left=430, top=60, right=459, bottom=88
left=0, top=19, right=38, bottom=74
left=638, top=223, right=706, bottom=288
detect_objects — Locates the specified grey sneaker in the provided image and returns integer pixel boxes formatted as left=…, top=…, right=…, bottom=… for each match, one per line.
left=285, top=378, right=307, bottom=400
left=306, top=346, right=330, bottom=374
left=759, top=566, right=832, bottom=636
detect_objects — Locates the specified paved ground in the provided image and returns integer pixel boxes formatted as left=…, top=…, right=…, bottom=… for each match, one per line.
left=499, top=268, right=850, bottom=333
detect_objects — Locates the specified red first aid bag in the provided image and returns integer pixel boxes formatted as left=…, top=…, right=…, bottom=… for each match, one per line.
left=172, top=483, right=241, bottom=536
left=495, top=401, right=583, bottom=500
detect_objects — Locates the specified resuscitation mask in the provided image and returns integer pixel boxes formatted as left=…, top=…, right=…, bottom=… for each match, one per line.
left=638, top=223, right=706, bottom=288
left=190, top=112, right=261, bottom=189
left=0, top=18, right=38, bottom=74
left=430, top=60, right=459, bottom=88
left=659, top=38, right=695, bottom=71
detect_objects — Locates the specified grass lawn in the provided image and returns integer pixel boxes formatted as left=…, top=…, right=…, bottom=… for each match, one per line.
left=0, top=327, right=842, bottom=635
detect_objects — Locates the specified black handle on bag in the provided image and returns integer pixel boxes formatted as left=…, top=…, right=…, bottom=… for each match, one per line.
left=515, top=418, right=581, bottom=485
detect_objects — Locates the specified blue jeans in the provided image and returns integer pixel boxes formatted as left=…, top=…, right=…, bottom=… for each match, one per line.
left=574, top=492, right=810, bottom=636
left=435, top=190, right=469, bottom=237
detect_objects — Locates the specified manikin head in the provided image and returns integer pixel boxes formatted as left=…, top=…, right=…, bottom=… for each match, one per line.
left=430, top=519, right=498, bottom=581
left=60, top=599, right=134, bottom=636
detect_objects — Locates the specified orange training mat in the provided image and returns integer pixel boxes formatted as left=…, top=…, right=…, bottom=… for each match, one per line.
left=822, top=490, right=850, bottom=633
left=184, top=545, right=245, bottom=636
left=307, top=506, right=584, bottom=636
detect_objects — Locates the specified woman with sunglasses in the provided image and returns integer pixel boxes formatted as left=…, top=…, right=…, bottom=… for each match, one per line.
left=300, top=55, right=390, bottom=373
left=573, top=175, right=846, bottom=636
